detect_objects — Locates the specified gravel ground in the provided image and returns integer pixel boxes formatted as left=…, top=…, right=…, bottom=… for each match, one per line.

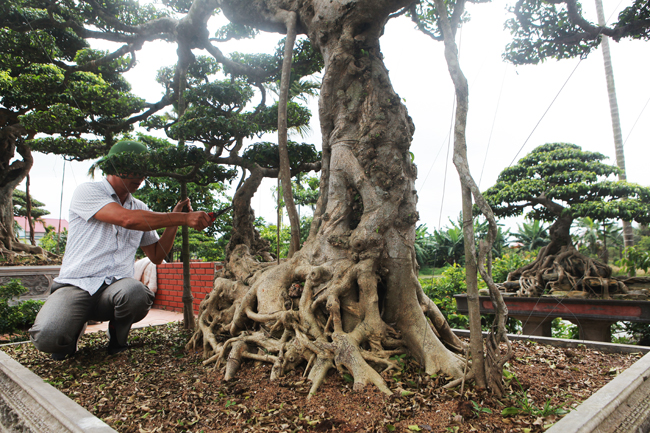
left=1, top=323, right=643, bottom=432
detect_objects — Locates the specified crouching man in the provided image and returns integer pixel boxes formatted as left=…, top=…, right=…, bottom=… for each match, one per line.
left=29, top=140, right=212, bottom=359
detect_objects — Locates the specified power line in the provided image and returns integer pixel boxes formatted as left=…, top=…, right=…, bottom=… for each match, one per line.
left=623, top=94, right=650, bottom=147
left=508, top=59, right=583, bottom=168
left=479, top=64, right=508, bottom=188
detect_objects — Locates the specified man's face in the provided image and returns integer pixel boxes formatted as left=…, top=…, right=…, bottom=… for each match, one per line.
left=119, top=174, right=146, bottom=193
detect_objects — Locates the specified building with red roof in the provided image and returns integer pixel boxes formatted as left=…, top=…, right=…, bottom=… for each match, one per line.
left=13, top=217, right=69, bottom=242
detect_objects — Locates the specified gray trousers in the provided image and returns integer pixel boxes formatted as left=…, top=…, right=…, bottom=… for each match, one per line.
left=29, top=278, right=154, bottom=355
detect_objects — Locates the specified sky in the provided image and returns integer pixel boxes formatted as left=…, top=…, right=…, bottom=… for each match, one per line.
left=21, top=1, right=650, bottom=235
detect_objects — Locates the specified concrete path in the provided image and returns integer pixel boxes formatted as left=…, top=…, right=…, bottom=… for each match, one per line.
left=84, top=308, right=184, bottom=334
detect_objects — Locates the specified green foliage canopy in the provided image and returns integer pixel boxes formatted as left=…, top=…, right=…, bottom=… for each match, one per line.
left=40, top=226, right=67, bottom=255
left=483, top=143, right=650, bottom=225
left=12, top=189, right=49, bottom=219
left=504, top=0, right=650, bottom=65
left=243, top=141, right=321, bottom=172
left=2, top=0, right=153, bottom=156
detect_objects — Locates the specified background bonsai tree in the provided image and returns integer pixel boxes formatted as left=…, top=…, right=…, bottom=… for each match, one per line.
left=483, top=142, right=650, bottom=296
left=12, top=189, right=49, bottom=246
left=4, top=0, right=322, bottom=329
left=505, top=0, right=650, bottom=250
left=0, top=1, right=163, bottom=256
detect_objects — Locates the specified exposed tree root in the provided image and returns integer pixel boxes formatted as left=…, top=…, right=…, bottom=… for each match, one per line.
left=187, top=246, right=467, bottom=396
left=0, top=243, right=60, bottom=265
left=189, top=0, right=472, bottom=398
left=507, top=245, right=625, bottom=298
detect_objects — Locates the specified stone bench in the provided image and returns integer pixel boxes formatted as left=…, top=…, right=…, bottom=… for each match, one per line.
left=454, top=294, right=650, bottom=342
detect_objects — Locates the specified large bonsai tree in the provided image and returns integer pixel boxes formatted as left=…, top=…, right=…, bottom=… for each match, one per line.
left=183, top=0, right=472, bottom=396
left=0, top=1, right=160, bottom=256
left=483, top=142, right=650, bottom=295
left=505, top=0, right=650, bottom=65
left=4, top=0, right=321, bottom=321
left=8, top=0, right=649, bottom=397
left=504, top=0, right=650, bottom=249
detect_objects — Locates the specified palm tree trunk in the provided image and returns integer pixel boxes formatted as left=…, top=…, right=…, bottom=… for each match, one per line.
left=594, top=0, right=634, bottom=252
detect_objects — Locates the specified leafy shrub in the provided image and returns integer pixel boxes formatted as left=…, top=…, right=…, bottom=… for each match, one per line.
left=0, top=279, right=44, bottom=336
left=420, top=265, right=468, bottom=329
left=491, top=251, right=537, bottom=283
left=612, top=322, right=650, bottom=346
left=616, top=246, right=650, bottom=275
left=17, top=300, right=44, bottom=328
left=638, top=236, right=650, bottom=254
left=40, top=226, right=67, bottom=255
left=551, top=318, right=579, bottom=339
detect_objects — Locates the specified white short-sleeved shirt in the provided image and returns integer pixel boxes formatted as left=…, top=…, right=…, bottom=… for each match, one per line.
left=54, top=178, right=159, bottom=295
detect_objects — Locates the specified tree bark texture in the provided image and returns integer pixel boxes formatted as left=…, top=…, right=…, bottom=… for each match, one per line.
left=0, top=131, right=44, bottom=256
left=434, top=0, right=511, bottom=395
left=277, top=11, right=302, bottom=258
left=188, top=0, right=467, bottom=395
left=226, top=167, right=274, bottom=262
left=177, top=58, right=196, bottom=330
left=181, top=180, right=196, bottom=330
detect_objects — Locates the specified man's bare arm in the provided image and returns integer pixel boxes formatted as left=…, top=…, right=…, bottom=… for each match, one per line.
left=94, top=202, right=212, bottom=231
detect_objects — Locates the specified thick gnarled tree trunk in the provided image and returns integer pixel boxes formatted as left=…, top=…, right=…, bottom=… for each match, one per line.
left=0, top=131, right=45, bottom=257
left=226, top=166, right=274, bottom=262
left=188, top=0, right=466, bottom=395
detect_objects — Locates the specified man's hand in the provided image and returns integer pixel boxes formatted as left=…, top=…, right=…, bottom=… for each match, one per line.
left=186, top=211, right=212, bottom=231
left=172, top=198, right=211, bottom=230
left=173, top=198, right=192, bottom=213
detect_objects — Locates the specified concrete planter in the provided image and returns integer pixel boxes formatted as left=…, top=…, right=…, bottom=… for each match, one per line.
left=0, top=349, right=115, bottom=432
left=0, top=266, right=60, bottom=303
left=547, top=349, right=650, bottom=432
